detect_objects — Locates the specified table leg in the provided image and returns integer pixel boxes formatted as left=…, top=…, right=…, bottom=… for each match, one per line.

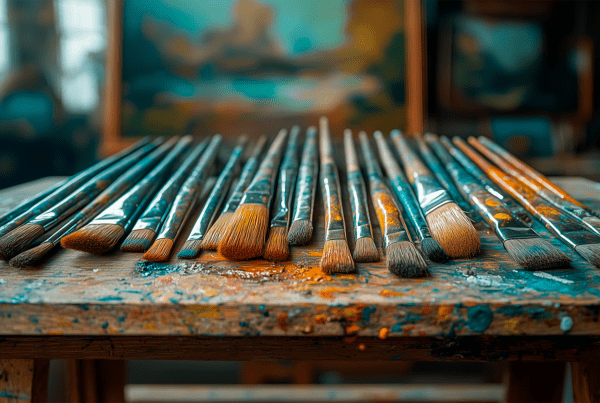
left=572, top=362, right=600, bottom=403
left=67, top=360, right=125, bottom=403
left=0, top=359, right=48, bottom=403
left=506, top=362, right=565, bottom=403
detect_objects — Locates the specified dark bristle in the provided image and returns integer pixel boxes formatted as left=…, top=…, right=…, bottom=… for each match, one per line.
left=120, top=229, right=156, bottom=252
left=287, top=220, right=313, bottom=246
left=201, top=212, right=233, bottom=250
left=263, top=226, right=289, bottom=262
left=60, top=224, right=125, bottom=254
left=142, top=238, right=174, bottom=262
left=420, top=236, right=449, bottom=263
left=575, top=244, right=600, bottom=268
left=321, top=240, right=355, bottom=274
left=0, top=223, right=45, bottom=260
left=177, top=240, right=203, bottom=259
left=504, top=238, right=571, bottom=270
left=387, top=241, right=428, bottom=278
left=353, top=237, right=379, bottom=262
left=218, top=204, right=269, bottom=260
left=9, top=242, right=54, bottom=268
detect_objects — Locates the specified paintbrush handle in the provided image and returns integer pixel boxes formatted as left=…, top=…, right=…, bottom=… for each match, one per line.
left=291, top=126, right=318, bottom=223
left=242, top=129, right=288, bottom=205
left=270, top=127, right=300, bottom=228
left=221, top=135, right=268, bottom=214
left=124, top=180, right=162, bottom=233
left=344, top=131, right=374, bottom=241
left=319, top=116, right=335, bottom=165
left=373, top=131, right=432, bottom=242
left=0, top=178, right=67, bottom=227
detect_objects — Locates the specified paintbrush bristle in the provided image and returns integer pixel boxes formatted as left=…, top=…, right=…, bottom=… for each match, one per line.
left=287, top=220, right=313, bottom=246
left=9, top=242, right=54, bottom=268
left=201, top=212, right=232, bottom=250
left=504, top=238, right=571, bottom=270
left=321, top=240, right=355, bottom=274
left=218, top=204, right=269, bottom=260
left=353, top=237, right=379, bottom=262
left=420, top=236, right=449, bottom=263
left=427, top=202, right=480, bottom=258
left=387, top=241, right=428, bottom=277
left=574, top=244, right=600, bottom=268
left=61, top=224, right=125, bottom=254
left=120, top=229, right=156, bottom=252
left=177, top=240, right=203, bottom=259
left=0, top=223, right=45, bottom=260
left=142, top=238, right=174, bottom=262
left=263, top=226, right=289, bottom=262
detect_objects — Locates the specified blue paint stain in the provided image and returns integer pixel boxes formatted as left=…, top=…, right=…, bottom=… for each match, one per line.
left=6, top=313, right=10, bottom=318
left=390, top=353, right=405, bottom=360
left=101, top=322, right=109, bottom=329
left=391, top=323, right=402, bottom=332
left=560, top=316, right=573, bottom=332
left=97, top=296, right=123, bottom=302
left=362, top=306, right=376, bottom=323
left=29, top=316, right=38, bottom=323
left=80, top=304, right=89, bottom=311
left=260, top=305, right=265, bottom=310
left=169, top=298, right=179, bottom=304
left=467, top=305, right=493, bottom=332
left=118, top=317, right=125, bottom=322
left=0, top=391, right=30, bottom=400
left=73, top=318, right=79, bottom=323
left=10, top=295, right=28, bottom=303
left=432, top=288, right=439, bottom=292
left=175, top=291, right=183, bottom=295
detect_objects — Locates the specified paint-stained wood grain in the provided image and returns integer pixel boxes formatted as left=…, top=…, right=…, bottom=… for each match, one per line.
left=0, top=359, right=48, bottom=403
left=1, top=177, right=600, bottom=338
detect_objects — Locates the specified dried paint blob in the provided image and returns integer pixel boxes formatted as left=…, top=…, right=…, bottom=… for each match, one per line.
left=467, top=305, right=493, bottom=332
left=560, top=316, right=573, bottom=332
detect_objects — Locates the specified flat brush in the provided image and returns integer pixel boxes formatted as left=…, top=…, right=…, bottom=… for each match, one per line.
left=0, top=178, right=67, bottom=227
left=143, top=135, right=222, bottom=262
left=442, top=136, right=531, bottom=223
left=288, top=126, right=319, bottom=246
left=344, top=130, right=378, bottom=262
left=0, top=137, right=162, bottom=239
left=61, top=136, right=193, bottom=254
left=263, top=127, right=301, bottom=262
left=373, top=131, right=448, bottom=263
left=391, top=130, right=480, bottom=258
left=0, top=138, right=174, bottom=260
left=430, top=134, right=571, bottom=270
left=178, top=136, right=248, bottom=259
left=359, top=132, right=427, bottom=276
left=469, top=137, right=600, bottom=236
left=121, top=139, right=209, bottom=252
left=318, top=117, right=354, bottom=273
left=201, top=135, right=268, bottom=250
left=458, top=139, right=600, bottom=267
left=478, top=136, right=598, bottom=216
left=218, top=129, right=288, bottom=260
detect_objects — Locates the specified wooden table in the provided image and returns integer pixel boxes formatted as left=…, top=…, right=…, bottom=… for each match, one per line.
left=1, top=176, right=600, bottom=402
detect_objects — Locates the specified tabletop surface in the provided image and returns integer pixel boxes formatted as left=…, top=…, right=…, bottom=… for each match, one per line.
left=1, top=176, right=600, bottom=338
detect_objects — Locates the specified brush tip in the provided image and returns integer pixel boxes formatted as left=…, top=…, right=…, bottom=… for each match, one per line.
left=387, top=241, right=428, bottom=277
left=177, top=240, right=203, bottom=259
left=263, top=226, right=289, bottom=262
left=504, top=238, right=571, bottom=270
left=427, top=203, right=480, bottom=258
left=9, top=242, right=54, bottom=268
left=142, top=238, right=175, bottom=262
left=287, top=220, right=313, bottom=246
left=353, top=237, right=379, bottom=262
left=420, top=236, right=449, bottom=263
left=218, top=204, right=269, bottom=260
left=201, top=213, right=233, bottom=250
left=61, top=224, right=125, bottom=254
left=0, top=223, right=44, bottom=261
left=575, top=244, right=600, bottom=268
left=321, top=239, right=355, bottom=274
left=120, top=229, right=156, bottom=252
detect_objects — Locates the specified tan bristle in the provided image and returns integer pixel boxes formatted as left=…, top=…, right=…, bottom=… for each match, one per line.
left=321, top=240, right=355, bottom=274
left=387, top=241, right=428, bottom=277
left=0, top=223, right=45, bottom=261
left=177, top=239, right=203, bottom=259
left=426, top=203, right=480, bottom=258
left=60, top=224, right=125, bottom=254
left=142, top=238, right=174, bottom=262
left=353, top=237, right=379, bottom=262
left=201, top=212, right=233, bottom=250
left=287, top=220, right=313, bottom=246
left=218, top=204, right=269, bottom=260
left=504, top=238, right=571, bottom=271
left=120, top=229, right=156, bottom=252
left=263, top=226, right=289, bottom=262
left=9, top=242, right=54, bottom=268
left=575, top=244, right=600, bottom=268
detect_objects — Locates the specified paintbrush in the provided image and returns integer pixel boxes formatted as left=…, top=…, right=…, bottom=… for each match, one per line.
left=262, top=126, right=300, bottom=261
left=0, top=137, right=162, bottom=239
left=457, top=138, right=600, bottom=267
left=288, top=126, right=319, bottom=246
left=218, top=129, right=288, bottom=260
left=201, top=135, right=268, bottom=250
left=427, top=134, right=571, bottom=270
left=344, top=130, right=378, bottom=262
left=414, top=133, right=471, bottom=212
left=318, top=117, right=354, bottom=273
left=441, top=136, right=531, bottom=223
left=0, top=138, right=177, bottom=260
left=373, top=131, right=448, bottom=262
left=468, top=137, right=600, bottom=235
left=143, top=135, right=223, bottom=262
left=477, top=136, right=598, bottom=216
left=359, top=132, right=427, bottom=276
left=60, top=136, right=194, bottom=254
left=121, top=139, right=210, bottom=252
left=390, top=130, right=480, bottom=258
left=177, top=136, right=248, bottom=259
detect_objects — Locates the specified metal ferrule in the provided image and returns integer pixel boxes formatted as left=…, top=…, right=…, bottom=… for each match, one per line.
left=535, top=206, right=600, bottom=250
left=321, top=163, right=346, bottom=242
left=326, top=227, right=346, bottom=242
left=131, top=199, right=171, bottom=232
left=384, top=226, right=410, bottom=248
left=348, top=171, right=373, bottom=240
left=271, top=164, right=298, bottom=228
left=562, top=230, right=600, bottom=249
left=222, top=158, right=261, bottom=214
left=292, top=161, right=318, bottom=223
left=496, top=227, right=539, bottom=243
left=412, top=173, right=454, bottom=215
left=388, top=176, right=431, bottom=241
left=538, top=189, right=600, bottom=235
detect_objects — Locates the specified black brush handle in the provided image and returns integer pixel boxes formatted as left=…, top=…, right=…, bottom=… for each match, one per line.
left=291, top=126, right=318, bottom=223
left=270, top=126, right=300, bottom=228
left=344, top=130, right=373, bottom=241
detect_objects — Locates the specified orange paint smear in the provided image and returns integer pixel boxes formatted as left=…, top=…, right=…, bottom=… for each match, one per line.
left=314, top=314, right=328, bottom=324
left=379, top=289, right=404, bottom=297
